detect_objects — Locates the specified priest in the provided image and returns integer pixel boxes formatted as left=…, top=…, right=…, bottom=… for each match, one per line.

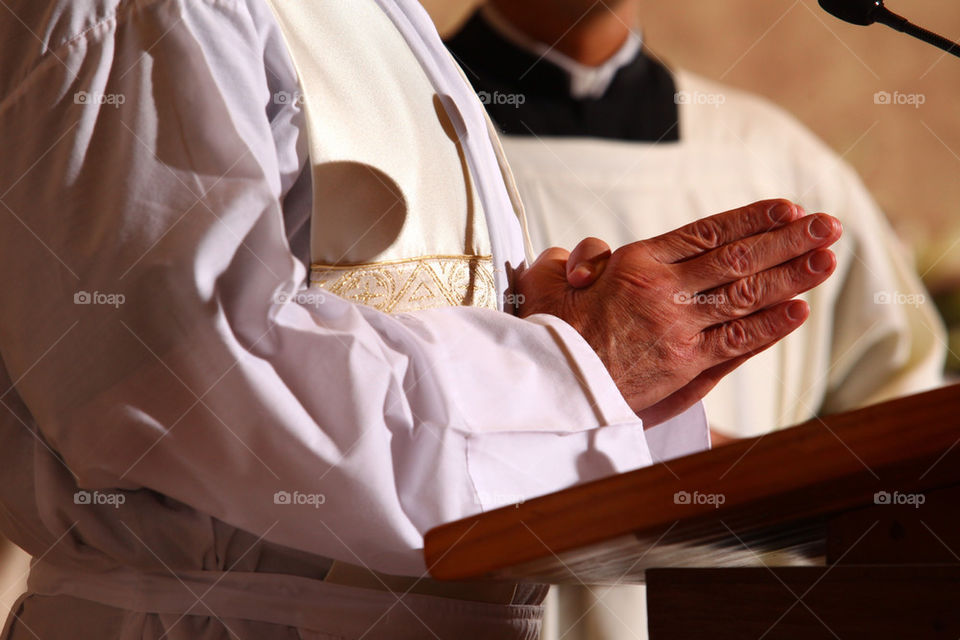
left=0, top=0, right=840, bottom=638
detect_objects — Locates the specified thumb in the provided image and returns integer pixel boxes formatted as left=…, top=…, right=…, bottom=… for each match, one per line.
left=566, top=237, right=612, bottom=288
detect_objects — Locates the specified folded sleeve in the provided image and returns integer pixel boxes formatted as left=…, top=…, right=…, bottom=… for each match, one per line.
left=0, top=0, right=700, bottom=575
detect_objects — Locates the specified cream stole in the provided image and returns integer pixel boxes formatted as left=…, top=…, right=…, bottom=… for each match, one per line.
left=262, top=0, right=514, bottom=313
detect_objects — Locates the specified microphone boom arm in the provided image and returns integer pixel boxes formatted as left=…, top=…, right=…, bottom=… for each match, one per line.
left=876, top=8, right=960, bottom=59
left=819, top=0, right=960, bottom=59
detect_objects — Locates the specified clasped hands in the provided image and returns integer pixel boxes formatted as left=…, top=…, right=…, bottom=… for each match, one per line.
left=516, top=199, right=842, bottom=427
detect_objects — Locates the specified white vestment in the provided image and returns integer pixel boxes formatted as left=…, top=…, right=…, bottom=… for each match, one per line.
left=0, top=1, right=708, bottom=638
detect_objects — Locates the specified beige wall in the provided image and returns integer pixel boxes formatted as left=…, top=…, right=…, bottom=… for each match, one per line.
left=425, top=0, right=960, bottom=287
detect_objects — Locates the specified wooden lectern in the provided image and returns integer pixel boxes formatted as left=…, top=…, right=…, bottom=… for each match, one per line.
left=424, top=384, right=960, bottom=638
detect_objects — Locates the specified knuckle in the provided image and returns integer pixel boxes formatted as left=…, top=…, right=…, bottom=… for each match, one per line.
left=785, top=260, right=810, bottom=289
left=727, top=278, right=760, bottom=311
left=712, top=296, right=738, bottom=320
left=680, top=218, right=723, bottom=251
left=719, top=319, right=751, bottom=356
left=787, top=224, right=812, bottom=254
left=717, top=243, right=752, bottom=277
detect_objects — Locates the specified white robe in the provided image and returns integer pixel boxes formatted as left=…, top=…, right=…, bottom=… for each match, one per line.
left=0, top=1, right=707, bottom=638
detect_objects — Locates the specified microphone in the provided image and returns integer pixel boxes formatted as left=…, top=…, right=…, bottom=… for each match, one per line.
left=819, top=0, right=960, bottom=59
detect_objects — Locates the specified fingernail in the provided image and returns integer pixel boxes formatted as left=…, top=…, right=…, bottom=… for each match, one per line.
left=808, top=250, right=833, bottom=273
left=809, top=216, right=832, bottom=239
left=570, top=264, right=592, bottom=281
left=770, top=203, right=794, bottom=223
left=786, top=300, right=806, bottom=321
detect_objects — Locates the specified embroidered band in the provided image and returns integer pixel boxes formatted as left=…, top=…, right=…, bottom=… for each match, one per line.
left=309, top=255, right=496, bottom=313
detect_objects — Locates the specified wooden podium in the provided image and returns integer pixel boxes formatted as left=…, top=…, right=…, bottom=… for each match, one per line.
left=424, top=384, right=960, bottom=638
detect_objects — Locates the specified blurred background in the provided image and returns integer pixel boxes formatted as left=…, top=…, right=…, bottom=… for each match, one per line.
left=425, top=0, right=960, bottom=372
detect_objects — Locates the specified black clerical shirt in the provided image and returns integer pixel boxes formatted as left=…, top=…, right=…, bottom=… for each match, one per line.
left=445, top=12, right=680, bottom=142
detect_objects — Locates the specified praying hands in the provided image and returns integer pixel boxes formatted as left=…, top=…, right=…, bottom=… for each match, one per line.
left=516, top=199, right=843, bottom=426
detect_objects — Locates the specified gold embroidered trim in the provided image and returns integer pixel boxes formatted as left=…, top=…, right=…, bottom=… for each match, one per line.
left=309, top=255, right=496, bottom=313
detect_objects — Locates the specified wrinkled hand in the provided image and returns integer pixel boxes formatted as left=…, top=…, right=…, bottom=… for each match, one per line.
left=515, top=199, right=842, bottom=427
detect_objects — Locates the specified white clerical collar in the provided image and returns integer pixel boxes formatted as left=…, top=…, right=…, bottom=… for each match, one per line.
left=479, top=5, right=643, bottom=100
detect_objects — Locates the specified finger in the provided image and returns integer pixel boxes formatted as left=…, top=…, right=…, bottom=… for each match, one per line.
left=567, top=237, right=612, bottom=288
left=710, top=429, right=739, bottom=447
left=693, top=249, right=837, bottom=325
left=644, top=199, right=805, bottom=263
left=636, top=352, right=754, bottom=428
left=520, top=246, right=571, bottom=289
left=514, top=247, right=572, bottom=318
left=529, top=246, right=570, bottom=270
left=679, top=213, right=841, bottom=292
left=698, top=299, right=809, bottom=367
left=637, top=321, right=790, bottom=427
